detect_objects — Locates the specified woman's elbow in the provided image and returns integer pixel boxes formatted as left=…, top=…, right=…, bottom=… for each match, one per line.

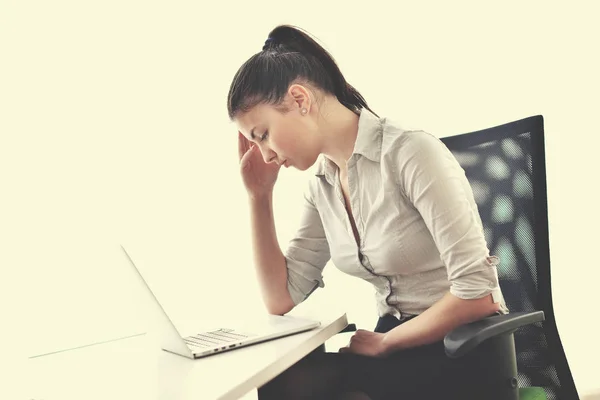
left=464, top=292, right=502, bottom=318
left=450, top=290, right=502, bottom=319
left=265, top=300, right=294, bottom=316
left=264, top=292, right=296, bottom=316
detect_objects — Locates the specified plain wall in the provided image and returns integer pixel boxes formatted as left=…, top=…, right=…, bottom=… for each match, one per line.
left=3, top=0, right=599, bottom=398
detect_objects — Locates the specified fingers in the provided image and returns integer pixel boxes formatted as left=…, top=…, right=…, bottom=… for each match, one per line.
left=240, top=144, right=256, bottom=167
left=339, top=341, right=360, bottom=354
left=338, top=330, right=375, bottom=354
left=349, top=330, right=369, bottom=340
left=238, top=131, right=251, bottom=161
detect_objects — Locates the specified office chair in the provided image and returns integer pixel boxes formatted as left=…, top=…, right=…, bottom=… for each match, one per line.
left=335, top=115, right=578, bottom=399
left=439, top=115, right=578, bottom=399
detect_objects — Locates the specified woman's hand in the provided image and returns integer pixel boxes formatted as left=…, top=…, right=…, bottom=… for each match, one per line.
left=339, top=330, right=390, bottom=357
left=238, top=132, right=281, bottom=198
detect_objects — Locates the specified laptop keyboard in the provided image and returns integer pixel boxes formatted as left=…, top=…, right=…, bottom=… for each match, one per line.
left=184, top=328, right=251, bottom=350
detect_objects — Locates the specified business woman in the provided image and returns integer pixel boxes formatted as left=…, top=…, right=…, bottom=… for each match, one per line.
left=227, top=24, right=508, bottom=400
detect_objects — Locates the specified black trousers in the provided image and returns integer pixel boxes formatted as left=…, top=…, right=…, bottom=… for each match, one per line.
left=258, top=313, right=495, bottom=400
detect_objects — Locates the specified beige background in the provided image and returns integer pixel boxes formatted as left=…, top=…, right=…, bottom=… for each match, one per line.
left=3, top=0, right=599, bottom=398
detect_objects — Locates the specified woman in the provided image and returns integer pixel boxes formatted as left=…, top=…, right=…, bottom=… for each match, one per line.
left=227, top=24, right=509, bottom=400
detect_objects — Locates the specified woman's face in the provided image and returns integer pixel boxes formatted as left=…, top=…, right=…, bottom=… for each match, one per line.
left=234, top=90, right=322, bottom=171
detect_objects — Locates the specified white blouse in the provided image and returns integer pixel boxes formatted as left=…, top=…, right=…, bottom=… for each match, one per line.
left=283, top=108, right=508, bottom=319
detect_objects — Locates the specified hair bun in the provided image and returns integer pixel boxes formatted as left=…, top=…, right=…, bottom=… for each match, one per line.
left=262, top=37, right=276, bottom=51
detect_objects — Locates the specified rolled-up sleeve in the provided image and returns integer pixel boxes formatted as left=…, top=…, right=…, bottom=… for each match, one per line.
left=284, top=182, right=331, bottom=305
left=396, top=130, right=507, bottom=311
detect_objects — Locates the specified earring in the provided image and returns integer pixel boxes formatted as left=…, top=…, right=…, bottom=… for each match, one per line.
left=301, top=108, right=307, bottom=115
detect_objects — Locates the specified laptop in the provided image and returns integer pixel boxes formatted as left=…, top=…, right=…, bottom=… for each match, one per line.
left=120, top=244, right=321, bottom=359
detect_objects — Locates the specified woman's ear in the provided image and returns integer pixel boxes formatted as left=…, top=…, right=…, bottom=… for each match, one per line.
left=288, top=84, right=312, bottom=114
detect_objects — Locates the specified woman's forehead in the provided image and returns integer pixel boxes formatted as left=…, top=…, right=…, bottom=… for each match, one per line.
left=235, top=110, right=263, bottom=139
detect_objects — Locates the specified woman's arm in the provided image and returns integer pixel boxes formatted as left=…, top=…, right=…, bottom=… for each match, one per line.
left=249, top=180, right=331, bottom=315
left=248, top=192, right=295, bottom=315
left=381, top=291, right=500, bottom=353
left=379, top=129, right=505, bottom=353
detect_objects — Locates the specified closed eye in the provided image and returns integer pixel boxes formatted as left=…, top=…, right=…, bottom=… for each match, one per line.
left=260, top=131, right=269, bottom=141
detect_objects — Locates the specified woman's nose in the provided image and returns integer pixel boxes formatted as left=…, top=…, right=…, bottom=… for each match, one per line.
left=260, top=147, right=277, bottom=164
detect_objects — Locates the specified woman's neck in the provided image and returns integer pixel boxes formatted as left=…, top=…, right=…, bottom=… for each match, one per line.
left=317, top=98, right=361, bottom=171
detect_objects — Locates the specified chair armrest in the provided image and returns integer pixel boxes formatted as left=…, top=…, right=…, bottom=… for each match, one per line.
left=444, top=311, right=545, bottom=358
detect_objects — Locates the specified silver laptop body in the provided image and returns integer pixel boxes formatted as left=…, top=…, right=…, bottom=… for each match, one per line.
left=121, top=245, right=321, bottom=359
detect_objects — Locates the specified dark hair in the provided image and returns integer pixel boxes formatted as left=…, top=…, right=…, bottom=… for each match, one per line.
left=227, top=24, right=378, bottom=121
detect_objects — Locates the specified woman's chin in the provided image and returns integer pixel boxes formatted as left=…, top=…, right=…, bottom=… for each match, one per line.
left=292, top=161, right=308, bottom=171
left=288, top=154, right=319, bottom=172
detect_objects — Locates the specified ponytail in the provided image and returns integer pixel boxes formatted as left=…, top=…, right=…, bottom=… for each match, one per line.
left=227, top=24, right=378, bottom=120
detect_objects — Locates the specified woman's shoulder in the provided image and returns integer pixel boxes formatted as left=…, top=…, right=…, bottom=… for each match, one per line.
left=379, top=115, right=446, bottom=161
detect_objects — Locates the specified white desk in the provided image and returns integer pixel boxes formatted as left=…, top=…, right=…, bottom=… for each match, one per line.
left=28, top=311, right=348, bottom=400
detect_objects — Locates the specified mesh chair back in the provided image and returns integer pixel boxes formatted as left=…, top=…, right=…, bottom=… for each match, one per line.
left=440, top=116, right=578, bottom=400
